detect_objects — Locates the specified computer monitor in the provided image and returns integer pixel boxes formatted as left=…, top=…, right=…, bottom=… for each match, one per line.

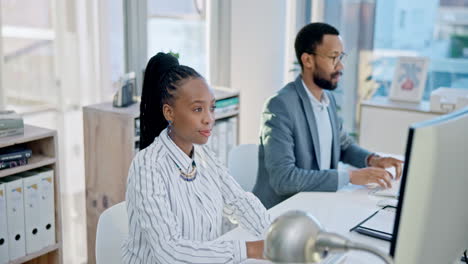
left=390, top=107, right=468, bottom=263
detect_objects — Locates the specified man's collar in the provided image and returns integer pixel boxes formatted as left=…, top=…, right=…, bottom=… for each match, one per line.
left=300, top=77, right=330, bottom=107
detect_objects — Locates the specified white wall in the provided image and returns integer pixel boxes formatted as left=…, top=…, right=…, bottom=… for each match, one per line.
left=230, top=0, right=288, bottom=144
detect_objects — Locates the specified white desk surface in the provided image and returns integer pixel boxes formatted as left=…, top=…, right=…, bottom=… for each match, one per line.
left=219, top=185, right=392, bottom=264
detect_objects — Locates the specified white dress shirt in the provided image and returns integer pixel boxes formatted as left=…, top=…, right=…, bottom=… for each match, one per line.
left=301, top=79, right=350, bottom=188
left=122, top=128, right=271, bottom=264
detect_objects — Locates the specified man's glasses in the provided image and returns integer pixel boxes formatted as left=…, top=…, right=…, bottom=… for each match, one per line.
left=309, top=51, right=347, bottom=67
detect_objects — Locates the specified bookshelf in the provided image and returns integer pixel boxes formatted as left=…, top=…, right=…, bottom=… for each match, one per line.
left=83, top=88, right=239, bottom=264
left=0, top=125, right=62, bottom=264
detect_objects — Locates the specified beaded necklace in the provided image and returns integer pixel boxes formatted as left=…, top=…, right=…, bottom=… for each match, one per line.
left=174, top=159, right=197, bottom=181
left=168, top=129, right=197, bottom=181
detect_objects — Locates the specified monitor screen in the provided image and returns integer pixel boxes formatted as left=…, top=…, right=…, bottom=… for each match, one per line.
left=389, top=107, right=468, bottom=263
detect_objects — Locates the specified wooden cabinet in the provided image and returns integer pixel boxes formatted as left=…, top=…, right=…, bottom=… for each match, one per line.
left=0, top=125, right=62, bottom=264
left=82, top=103, right=138, bottom=264
left=359, top=96, right=445, bottom=155
left=83, top=88, right=239, bottom=264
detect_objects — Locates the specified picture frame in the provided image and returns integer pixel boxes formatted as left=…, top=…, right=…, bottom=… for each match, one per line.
left=389, top=56, right=429, bottom=103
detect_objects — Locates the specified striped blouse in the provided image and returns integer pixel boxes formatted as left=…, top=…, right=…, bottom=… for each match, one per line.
left=121, top=128, right=271, bottom=264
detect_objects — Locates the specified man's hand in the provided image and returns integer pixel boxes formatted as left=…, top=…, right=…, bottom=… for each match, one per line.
left=368, top=155, right=404, bottom=180
left=350, top=167, right=393, bottom=188
left=246, top=240, right=265, bottom=259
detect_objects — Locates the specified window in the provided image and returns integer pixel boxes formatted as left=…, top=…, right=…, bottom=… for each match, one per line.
left=320, top=0, right=376, bottom=133
left=370, top=0, right=468, bottom=100
left=147, top=0, right=207, bottom=77
left=1, top=0, right=58, bottom=109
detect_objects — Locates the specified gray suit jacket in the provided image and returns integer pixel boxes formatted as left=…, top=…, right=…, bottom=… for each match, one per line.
left=253, top=76, right=372, bottom=208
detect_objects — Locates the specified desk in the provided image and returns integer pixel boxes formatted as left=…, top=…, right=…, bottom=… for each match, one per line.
left=219, top=185, right=391, bottom=263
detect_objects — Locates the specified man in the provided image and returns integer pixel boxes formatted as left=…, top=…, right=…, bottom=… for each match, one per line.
left=253, top=22, right=403, bottom=209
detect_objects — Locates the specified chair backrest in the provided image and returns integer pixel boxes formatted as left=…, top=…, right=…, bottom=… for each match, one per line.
left=227, top=144, right=259, bottom=192
left=96, top=201, right=128, bottom=264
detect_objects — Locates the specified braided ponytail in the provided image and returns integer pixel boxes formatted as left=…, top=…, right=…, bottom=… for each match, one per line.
left=139, top=52, right=202, bottom=150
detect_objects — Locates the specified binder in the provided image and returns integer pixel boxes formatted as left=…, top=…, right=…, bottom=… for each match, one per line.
left=0, top=182, right=9, bottom=264
left=230, top=117, right=238, bottom=146
left=349, top=206, right=396, bottom=241
left=36, top=167, right=56, bottom=247
left=21, top=171, right=43, bottom=253
left=1, top=176, right=26, bottom=260
left=205, top=129, right=213, bottom=151
left=226, top=118, right=236, bottom=161
left=211, top=124, right=220, bottom=157
left=217, top=120, right=228, bottom=165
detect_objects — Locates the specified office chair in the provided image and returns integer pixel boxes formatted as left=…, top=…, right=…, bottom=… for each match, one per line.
left=95, top=201, right=128, bottom=264
left=227, top=144, right=259, bottom=192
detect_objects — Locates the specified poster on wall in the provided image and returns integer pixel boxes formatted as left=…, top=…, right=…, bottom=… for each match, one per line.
left=389, top=57, right=429, bottom=103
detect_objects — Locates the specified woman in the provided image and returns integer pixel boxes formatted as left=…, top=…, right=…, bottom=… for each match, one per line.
left=122, top=53, right=271, bottom=264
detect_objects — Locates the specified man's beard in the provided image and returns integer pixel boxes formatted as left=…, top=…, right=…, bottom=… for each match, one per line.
left=313, top=71, right=342, bottom=91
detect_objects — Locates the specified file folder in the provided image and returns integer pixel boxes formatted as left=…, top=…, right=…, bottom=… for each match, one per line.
left=211, top=125, right=219, bottom=157
left=1, top=176, right=26, bottom=260
left=36, top=167, right=56, bottom=247
left=226, top=118, right=236, bottom=160
left=229, top=117, right=238, bottom=146
left=0, top=182, right=9, bottom=264
left=217, top=120, right=228, bottom=165
left=21, top=171, right=43, bottom=253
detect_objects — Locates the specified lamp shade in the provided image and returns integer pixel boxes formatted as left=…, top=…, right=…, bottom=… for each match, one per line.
left=264, top=210, right=327, bottom=263
left=264, top=210, right=394, bottom=264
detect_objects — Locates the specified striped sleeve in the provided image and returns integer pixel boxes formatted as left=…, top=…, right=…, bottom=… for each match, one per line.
left=128, top=153, right=247, bottom=264
left=216, top=160, right=271, bottom=237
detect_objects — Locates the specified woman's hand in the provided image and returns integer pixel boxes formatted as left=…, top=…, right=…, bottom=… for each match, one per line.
left=246, top=240, right=265, bottom=259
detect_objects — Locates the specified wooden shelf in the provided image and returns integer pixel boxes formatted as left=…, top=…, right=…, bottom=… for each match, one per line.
left=0, top=155, right=56, bottom=178
left=0, top=124, right=62, bottom=264
left=82, top=101, right=140, bottom=118
left=0, top=125, right=55, bottom=149
left=9, top=243, right=59, bottom=264
left=213, top=87, right=239, bottom=101
left=215, top=110, right=239, bottom=120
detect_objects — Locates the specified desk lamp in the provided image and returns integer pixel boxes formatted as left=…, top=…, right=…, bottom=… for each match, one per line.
left=264, top=211, right=393, bottom=264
